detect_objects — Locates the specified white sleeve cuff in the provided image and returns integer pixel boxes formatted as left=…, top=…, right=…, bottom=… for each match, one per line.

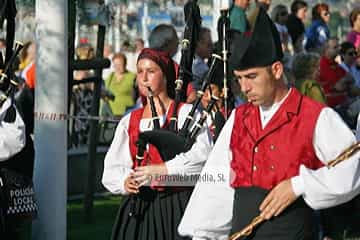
left=291, top=175, right=305, bottom=197
left=118, top=173, right=131, bottom=196
left=165, top=156, right=186, bottom=175
left=101, top=169, right=132, bottom=195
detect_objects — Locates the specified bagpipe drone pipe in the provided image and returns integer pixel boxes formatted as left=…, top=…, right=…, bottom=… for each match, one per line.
left=167, top=0, right=201, bottom=132
left=0, top=42, right=23, bottom=109
left=0, top=0, right=23, bottom=117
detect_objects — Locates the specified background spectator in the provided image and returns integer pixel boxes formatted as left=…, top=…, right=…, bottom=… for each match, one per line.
left=148, top=24, right=179, bottom=58
left=102, top=44, right=114, bottom=80
left=339, top=42, right=360, bottom=89
left=192, top=27, right=213, bottom=89
left=347, top=8, right=360, bottom=49
left=18, top=41, right=35, bottom=72
left=319, top=38, right=352, bottom=108
left=271, top=4, right=292, bottom=53
left=71, top=41, right=96, bottom=146
left=286, top=0, right=307, bottom=53
left=229, top=0, right=251, bottom=33
left=102, top=53, right=136, bottom=116
left=305, top=3, right=331, bottom=52
left=292, top=52, right=326, bottom=104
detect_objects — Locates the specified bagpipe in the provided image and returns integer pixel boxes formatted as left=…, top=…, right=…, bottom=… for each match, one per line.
left=128, top=0, right=232, bottom=217
left=137, top=0, right=229, bottom=162
left=0, top=42, right=23, bottom=108
left=217, top=2, right=231, bottom=120
left=168, top=0, right=201, bottom=132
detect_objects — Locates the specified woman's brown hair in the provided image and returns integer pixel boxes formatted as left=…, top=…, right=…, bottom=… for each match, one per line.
left=349, top=8, right=360, bottom=28
left=312, top=3, right=329, bottom=21
left=112, top=52, right=127, bottom=66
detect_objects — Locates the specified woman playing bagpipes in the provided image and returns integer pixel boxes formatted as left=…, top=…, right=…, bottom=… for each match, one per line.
left=102, top=48, right=212, bottom=240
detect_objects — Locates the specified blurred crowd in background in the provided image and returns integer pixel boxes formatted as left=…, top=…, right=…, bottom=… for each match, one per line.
left=1, top=0, right=360, bottom=149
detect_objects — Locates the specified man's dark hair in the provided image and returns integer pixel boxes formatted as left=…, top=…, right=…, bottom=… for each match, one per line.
left=290, top=0, right=307, bottom=14
left=148, top=24, right=179, bottom=54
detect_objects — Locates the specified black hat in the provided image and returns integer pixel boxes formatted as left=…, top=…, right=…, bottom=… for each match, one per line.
left=229, top=7, right=283, bottom=71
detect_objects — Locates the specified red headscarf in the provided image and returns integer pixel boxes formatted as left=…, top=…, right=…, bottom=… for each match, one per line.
left=137, top=48, right=176, bottom=99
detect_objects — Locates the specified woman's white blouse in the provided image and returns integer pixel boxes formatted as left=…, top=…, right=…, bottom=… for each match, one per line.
left=102, top=104, right=213, bottom=195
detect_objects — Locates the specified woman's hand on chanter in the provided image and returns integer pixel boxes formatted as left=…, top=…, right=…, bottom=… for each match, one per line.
left=124, top=175, right=140, bottom=194
left=132, top=164, right=168, bottom=187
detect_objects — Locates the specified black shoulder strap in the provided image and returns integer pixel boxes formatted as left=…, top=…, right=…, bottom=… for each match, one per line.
left=4, top=0, right=16, bottom=66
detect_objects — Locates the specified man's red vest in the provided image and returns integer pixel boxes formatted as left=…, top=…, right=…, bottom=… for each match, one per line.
left=230, top=88, right=325, bottom=190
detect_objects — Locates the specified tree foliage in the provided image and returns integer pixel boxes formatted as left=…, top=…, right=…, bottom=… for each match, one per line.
left=15, top=0, right=35, bottom=8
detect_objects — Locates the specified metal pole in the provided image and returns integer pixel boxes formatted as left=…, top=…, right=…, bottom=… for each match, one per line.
left=213, top=0, right=221, bottom=42
left=83, top=24, right=106, bottom=222
left=32, top=0, right=68, bottom=239
left=142, top=1, right=149, bottom=46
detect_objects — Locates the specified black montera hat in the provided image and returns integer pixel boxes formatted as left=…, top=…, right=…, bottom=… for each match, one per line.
left=229, top=7, right=283, bottom=71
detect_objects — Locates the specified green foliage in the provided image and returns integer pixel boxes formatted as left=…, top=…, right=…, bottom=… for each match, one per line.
left=15, top=0, right=35, bottom=8
left=67, top=196, right=121, bottom=240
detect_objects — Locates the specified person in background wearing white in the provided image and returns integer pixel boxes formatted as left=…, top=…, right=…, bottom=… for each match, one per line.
left=102, top=44, right=114, bottom=80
